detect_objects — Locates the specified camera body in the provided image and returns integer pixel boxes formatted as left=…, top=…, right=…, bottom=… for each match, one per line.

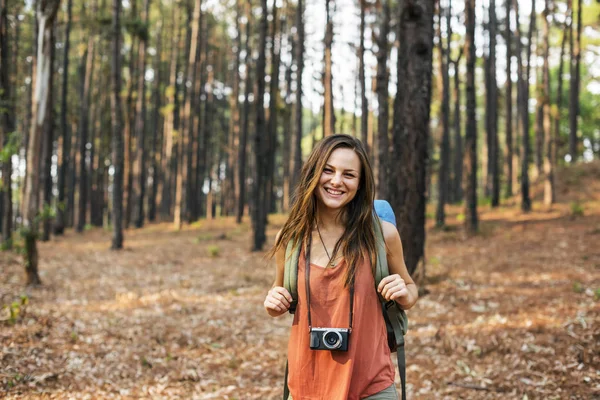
left=309, top=327, right=350, bottom=351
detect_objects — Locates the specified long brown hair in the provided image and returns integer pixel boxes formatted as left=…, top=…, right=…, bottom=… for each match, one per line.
left=269, top=134, right=378, bottom=287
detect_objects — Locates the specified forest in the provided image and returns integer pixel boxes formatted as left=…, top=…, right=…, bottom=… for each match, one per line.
left=0, top=0, right=599, bottom=398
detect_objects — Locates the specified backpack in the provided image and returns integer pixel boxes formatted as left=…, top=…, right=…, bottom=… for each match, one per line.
left=282, top=200, right=408, bottom=400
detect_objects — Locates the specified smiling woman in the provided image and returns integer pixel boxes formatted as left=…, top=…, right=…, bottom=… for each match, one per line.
left=264, top=134, right=418, bottom=400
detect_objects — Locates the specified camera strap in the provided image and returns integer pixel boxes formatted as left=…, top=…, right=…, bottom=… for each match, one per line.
left=305, top=233, right=354, bottom=332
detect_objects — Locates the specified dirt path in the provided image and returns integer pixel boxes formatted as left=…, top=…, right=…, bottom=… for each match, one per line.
left=1, top=198, right=599, bottom=399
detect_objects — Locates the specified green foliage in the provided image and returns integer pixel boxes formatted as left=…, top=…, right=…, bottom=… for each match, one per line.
left=2, top=295, right=29, bottom=325
left=573, top=281, right=584, bottom=294
left=595, top=289, right=600, bottom=301
left=0, top=131, right=20, bottom=163
left=207, top=245, right=220, bottom=257
left=456, top=213, right=465, bottom=222
left=570, top=201, right=584, bottom=217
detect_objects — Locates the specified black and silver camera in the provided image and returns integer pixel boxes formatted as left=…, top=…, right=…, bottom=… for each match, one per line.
left=309, top=327, right=350, bottom=351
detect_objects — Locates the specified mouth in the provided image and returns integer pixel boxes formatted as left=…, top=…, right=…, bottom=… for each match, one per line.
left=324, top=187, right=345, bottom=196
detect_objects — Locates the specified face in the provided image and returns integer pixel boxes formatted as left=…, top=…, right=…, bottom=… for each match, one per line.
left=315, top=147, right=362, bottom=211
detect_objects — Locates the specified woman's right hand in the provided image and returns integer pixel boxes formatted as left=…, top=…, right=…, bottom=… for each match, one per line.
left=264, top=286, right=293, bottom=317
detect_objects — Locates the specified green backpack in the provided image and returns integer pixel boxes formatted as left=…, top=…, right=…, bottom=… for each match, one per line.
left=282, top=214, right=409, bottom=400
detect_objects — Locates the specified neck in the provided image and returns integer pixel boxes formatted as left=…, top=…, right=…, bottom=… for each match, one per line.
left=316, top=204, right=345, bottom=231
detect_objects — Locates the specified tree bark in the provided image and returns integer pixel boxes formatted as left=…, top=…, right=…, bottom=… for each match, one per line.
left=0, top=0, right=13, bottom=248
left=291, top=0, right=304, bottom=189
left=554, top=7, right=569, bottom=171
left=376, top=0, right=390, bottom=200
left=519, top=0, right=534, bottom=212
left=252, top=0, right=268, bottom=250
left=237, top=1, right=252, bottom=224
left=504, top=0, right=513, bottom=198
left=436, top=0, right=450, bottom=227
left=323, top=0, right=335, bottom=137
left=110, top=0, right=124, bottom=250
left=266, top=1, right=281, bottom=215
left=464, top=0, right=478, bottom=233
left=131, top=0, right=151, bottom=228
left=359, top=0, right=368, bottom=150
left=542, top=0, right=553, bottom=205
left=54, top=0, right=72, bottom=235
left=22, top=0, right=61, bottom=284
left=174, top=0, right=201, bottom=229
left=568, top=0, right=581, bottom=162
left=76, top=4, right=97, bottom=233
left=488, top=0, right=499, bottom=207
left=451, top=55, right=463, bottom=204
left=390, top=0, right=435, bottom=274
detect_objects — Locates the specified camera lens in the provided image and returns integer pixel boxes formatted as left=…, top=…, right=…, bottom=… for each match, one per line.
left=323, top=330, right=342, bottom=349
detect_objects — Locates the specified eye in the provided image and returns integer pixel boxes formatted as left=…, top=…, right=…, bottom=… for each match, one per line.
left=323, top=168, right=333, bottom=173
left=345, top=173, right=355, bottom=178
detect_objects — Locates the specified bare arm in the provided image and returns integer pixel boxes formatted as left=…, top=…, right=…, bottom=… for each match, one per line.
left=264, top=230, right=293, bottom=317
left=376, top=221, right=419, bottom=310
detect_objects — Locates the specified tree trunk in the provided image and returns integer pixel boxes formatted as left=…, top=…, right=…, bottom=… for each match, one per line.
left=375, top=0, right=390, bottom=200
left=291, top=0, right=304, bottom=190
left=504, top=0, right=513, bottom=199
left=390, top=0, right=435, bottom=275
left=174, top=0, right=201, bottom=229
left=131, top=0, right=151, bottom=228
left=542, top=0, right=553, bottom=205
left=237, top=1, right=252, bottom=224
left=266, top=1, right=281, bottom=216
left=252, top=0, right=268, bottom=251
left=40, top=23, right=56, bottom=242
left=359, top=0, right=368, bottom=151
left=77, top=9, right=96, bottom=233
left=488, top=0, right=499, bottom=207
left=519, top=0, right=534, bottom=212
left=22, top=0, right=61, bottom=284
left=0, top=0, right=13, bottom=248
left=323, top=0, right=335, bottom=137
left=568, top=0, right=581, bottom=162
left=282, top=18, right=294, bottom=212
left=464, top=0, right=478, bottom=233
left=554, top=8, right=569, bottom=172
left=54, top=0, right=73, bottom=235
left=450, top=56, right=463, bottom=204
left=110, top=0, right=124, bottom=250
left=148, top=13, right=164, bottom=223
left=436, top=0, right=450, bottom=227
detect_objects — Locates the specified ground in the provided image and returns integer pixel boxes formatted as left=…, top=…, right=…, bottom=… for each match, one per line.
left=1, top=162, right=599, bottom=399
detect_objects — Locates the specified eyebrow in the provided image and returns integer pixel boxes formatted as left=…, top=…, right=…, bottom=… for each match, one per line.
left=325, top=164, right=358, bottom=173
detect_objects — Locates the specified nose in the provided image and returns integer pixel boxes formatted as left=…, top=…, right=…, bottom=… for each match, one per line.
left=330, top=172, right=342, bottom=186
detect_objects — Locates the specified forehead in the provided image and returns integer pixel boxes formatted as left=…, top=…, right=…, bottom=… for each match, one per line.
left=325, top=147, right=361, bottom=171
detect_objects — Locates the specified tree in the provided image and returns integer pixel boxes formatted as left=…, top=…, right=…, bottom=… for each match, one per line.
left=54, top=0, right=73, bottom=235
left=252, top=0, right=268, bottom=250
left=464, top=0, right=478, bottom=233
left=504, top=0, right=513, bottom=198
left=390, top=0, right=435, bottom=275
left=291, top=0, right=304, bottom=189
left=131, top=0, right=152, bottom=228
left=450, top=53, right=463, bottom=204
left=0, top=0, right=13, bottom=248
left=110, top=0, right=124, bottom=250
left=568, top=0, right=582, bottom=161
left=359, top=0, right=368, bottom=148
left=436, top=0, right=451, bottom=227
left=323, top=0, right=335, bottom=137
left=488, top=0, right=499, bottom=207
left=76, top=1, right=97, bottom=233
left=376, top=0, right=390, bottom=199
left=542, top=0, right=554, bottom=205
left=22, top=0, right=61, bottom=284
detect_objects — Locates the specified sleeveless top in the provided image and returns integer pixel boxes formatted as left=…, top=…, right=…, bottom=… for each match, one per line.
left=287, top=248, right=395, bottom=400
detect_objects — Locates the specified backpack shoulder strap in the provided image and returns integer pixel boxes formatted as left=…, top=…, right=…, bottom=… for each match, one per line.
left=283, top=239, right=301, bottom=313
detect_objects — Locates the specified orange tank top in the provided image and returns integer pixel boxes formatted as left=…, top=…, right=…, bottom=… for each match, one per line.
left=287, top=248, right=395, bottom=400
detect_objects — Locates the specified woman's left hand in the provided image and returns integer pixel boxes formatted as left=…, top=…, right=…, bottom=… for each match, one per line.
left=377, top=274, right=409, bottom=303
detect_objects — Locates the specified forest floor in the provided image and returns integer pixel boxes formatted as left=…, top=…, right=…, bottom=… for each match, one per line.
left=1, top=162, right=600, bottom=400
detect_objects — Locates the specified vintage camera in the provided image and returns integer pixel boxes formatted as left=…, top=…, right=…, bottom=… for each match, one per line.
left=309, top=328, right=350, bottom=351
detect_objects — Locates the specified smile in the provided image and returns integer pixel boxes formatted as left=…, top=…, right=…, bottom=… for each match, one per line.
left=325, top=188, right=344, bottom=196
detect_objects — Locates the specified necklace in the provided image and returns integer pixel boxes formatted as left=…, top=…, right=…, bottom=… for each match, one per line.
left=316, top=224, right=338, bottom=267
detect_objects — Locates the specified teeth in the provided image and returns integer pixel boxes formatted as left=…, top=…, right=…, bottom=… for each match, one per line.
left=326, top=188, right=343, bottom=195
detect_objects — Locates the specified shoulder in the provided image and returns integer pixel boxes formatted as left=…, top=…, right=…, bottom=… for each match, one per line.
left=380, top=220, right=401, bottom=244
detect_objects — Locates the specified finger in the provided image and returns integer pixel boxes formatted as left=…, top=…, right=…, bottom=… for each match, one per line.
left=272, top=287, right=294, bottom=303
left=390, top=287, right=409, bottom=301
left=382, top=281, right=404, bottom=300
left=274, top=292, right=291, bottom=308
left=377, top=275, right=395, bottom=292
left=265, top=299, right=284, bottom=312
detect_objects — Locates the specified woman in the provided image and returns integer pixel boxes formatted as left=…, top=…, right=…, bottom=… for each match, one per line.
left=264, top=134, right=418, bottom=400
